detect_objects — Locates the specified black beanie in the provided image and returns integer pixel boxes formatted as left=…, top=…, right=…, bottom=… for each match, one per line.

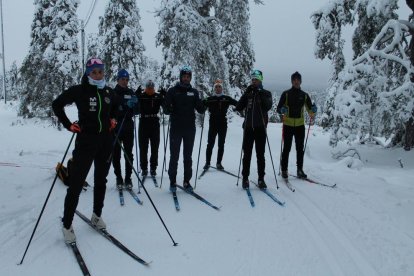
left=291, top=71, right=302, bottom=82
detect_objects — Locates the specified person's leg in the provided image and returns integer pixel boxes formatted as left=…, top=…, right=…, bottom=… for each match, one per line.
left=123, top=127, right=134, bottom=180
left=217, top=125, right=227, bottom=164
left=294, top=125, right=305, bottom=170
left=93, top=133, right=113, bottom=217
left=205, top=125, right=217, bottom=166
left=255, top=127, right=266, bottom=180
left=149, top=123, right=161, bottom=172
left=62, top=134, right=96, bottom=229
left=183, top=128, right=196, bottom=183
left=168, top=128, right=182, bottom=184
left=138, top=122, right=149, bottom=172
left=242, top=128, right=254, bottom=180
left=281, top=125, right=294, bottom=172
left=112, top=133, right=122, bottom=180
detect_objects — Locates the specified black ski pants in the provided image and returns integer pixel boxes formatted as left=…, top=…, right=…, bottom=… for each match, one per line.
left=205, top=123, right=227, bottom=164
left=139, top=119, right=160, bottom=171
left=112, top=126, right=134, bottom=180
left=62, top=132, right=113, bottom=229
left=281, top=124, right=305, bottom=172
left=168, top=127, right=196, bottom=184
left=242, top=127, right=266, bottom=180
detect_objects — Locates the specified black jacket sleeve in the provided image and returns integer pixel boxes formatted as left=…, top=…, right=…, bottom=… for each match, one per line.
left=163, top=88, right=174, bottom=115
left=276, top=91, right=287, bottom=114
left=260, top=90, right=273, bottom=111
left=235, top=90, right=250, bottom=111
left=194, top=90, right=206, bottom=114
left=52, top=87, right=77, bottom=130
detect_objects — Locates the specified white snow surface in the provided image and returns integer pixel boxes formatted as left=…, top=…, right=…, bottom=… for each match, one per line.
left=0, top=101, right=413, bottom=276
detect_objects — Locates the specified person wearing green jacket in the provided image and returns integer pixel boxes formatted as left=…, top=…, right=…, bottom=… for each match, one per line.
left=276, top=71, right=317, bottom=179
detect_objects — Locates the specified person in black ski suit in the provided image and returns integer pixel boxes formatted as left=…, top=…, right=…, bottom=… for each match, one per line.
left=203, top=79, right=237, bottom=170
left=137, top=80, right=165, bottom=177
left=112, top=69, right=138, bottom=190
left=234, top=69, right=273, bottom=190
left=276, top=71, right=316, bottom=179
left=52, top=58, right=118, bottom=244
left=164, top=66, right=205, bottom=192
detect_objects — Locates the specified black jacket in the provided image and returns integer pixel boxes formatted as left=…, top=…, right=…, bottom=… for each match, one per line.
left=52, top=81, right=117, bottom=134
left=235, top=85, right=273, bottom=129
left=204, top=95, right=238, bottom=126
left=164, top=82, right=205, bottom=129
left=137, top=92, right=164, bottom=120
left=276, top=87, right=313, bottom=127
left=113, top=84, right=138, bottom=128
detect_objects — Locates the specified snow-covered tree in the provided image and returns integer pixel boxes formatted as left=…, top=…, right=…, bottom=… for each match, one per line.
left=327, top=20, right=414, bottom=147
left=19, top=0, right=79, bottom=118
left=5, top=61, right=21, bottom=101
left=98, top=0, right=146, bottom=88
left=312, top=0, right=398, bottom=81
left=215, top=0, right=255, bottom=95
left=352, top=0, right=398, bottom=58
left=156, top=0, right=225, bottom=93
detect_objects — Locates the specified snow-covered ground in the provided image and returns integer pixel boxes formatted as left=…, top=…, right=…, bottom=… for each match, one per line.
left=0, top=101, right=413, bottom=276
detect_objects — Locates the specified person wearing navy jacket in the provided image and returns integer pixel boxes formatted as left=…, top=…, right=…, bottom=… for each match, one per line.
left=163, top=66, right=205, bottom=192
left=111, top=69, right=138, bottom=190
left=52, top=58, right=118, bottom=244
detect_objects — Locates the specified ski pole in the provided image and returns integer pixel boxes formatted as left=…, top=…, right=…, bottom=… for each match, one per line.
left=302, top=115, right=313, bottom=165
left=116, top=138, right=178, bottom=246
left=160, top=119, right=170, bottom=188
left=106, top=110, right=129, bottom=163
left=258, top=104, right=278, bottom=188
left=19, top=133, right=76, bottom=264
left=133, top=115, right=141, bottom=194
left=194, top=114, right=205, bottom=189
left=162, top=113, right=166, bottom=169
left=236, top=115, right=247, bottom=187
left=279, top=115, right=285, bottom=175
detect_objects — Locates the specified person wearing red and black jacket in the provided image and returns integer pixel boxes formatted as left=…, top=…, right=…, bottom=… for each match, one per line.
left=111, top=69, right=139, bottom=190
left=203, top=79, right=237, bottom=171
left=163, top=66, right=205, bottom=192
left=234, top=69, right=273, bottom=190
left=276, top=71, right=316, bottom=180
left=52, top=58, right=118, bottom=244
left=136, top=80, right=165, bottom=177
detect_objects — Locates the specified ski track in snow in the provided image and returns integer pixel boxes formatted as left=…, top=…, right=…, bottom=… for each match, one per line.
left=1, top=102, right=414, bottom=275
left=293, top=188, right=378, bottom=275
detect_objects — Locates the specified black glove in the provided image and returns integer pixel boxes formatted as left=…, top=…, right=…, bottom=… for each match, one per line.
left=159, top=87, right=167, bottom=97
left=135, top=85, right=142, bottom=95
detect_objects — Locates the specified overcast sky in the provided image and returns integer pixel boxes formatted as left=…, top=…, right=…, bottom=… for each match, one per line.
left=1, top=0, right=411, bottom=90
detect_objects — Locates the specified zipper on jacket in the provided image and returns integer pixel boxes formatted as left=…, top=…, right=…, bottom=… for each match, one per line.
left=97, top=88, right=103, bottom=133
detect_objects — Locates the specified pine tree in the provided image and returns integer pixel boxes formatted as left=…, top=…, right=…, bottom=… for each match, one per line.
left=216, top=0, right=255, bottom=93
left=98, top=0, right=146, bottom=88
left=328, top=20, right=414, bottom=147
left=157, top=0, right=226, bottom=93
left=5, top=61, right=21, bottom=101
left=19, top=0, right=79, bottom=118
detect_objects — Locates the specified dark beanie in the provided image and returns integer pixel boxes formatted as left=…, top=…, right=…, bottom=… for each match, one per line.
left=291, top=71, right=302, bottom=81
left=117, top=69, right=129, bottom=80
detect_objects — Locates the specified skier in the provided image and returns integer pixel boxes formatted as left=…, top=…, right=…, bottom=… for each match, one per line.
left=164, top=66, right=205, bottom=192
left=137, top=80, right=165, bottom=177
left=276, top=71, right=317, bottom=179
left=234, top=70, right=273, bottom=190
left=112, top=69, right=139, bottom=190
left=203, top=79, right=237, bottom=170
left=52, top=58, right=118, bottom=244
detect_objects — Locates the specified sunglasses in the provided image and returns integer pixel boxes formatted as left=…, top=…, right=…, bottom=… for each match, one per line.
left=119, top=77, right=129, bottom=81
left=87, top=58, right=104, bottom=66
